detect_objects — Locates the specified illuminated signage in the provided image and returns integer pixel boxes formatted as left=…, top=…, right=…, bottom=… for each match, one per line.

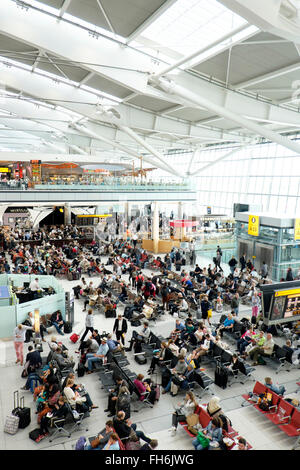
left=294, top=218, right=300, bottom=241
left=248, top=214, right=259, bottom=237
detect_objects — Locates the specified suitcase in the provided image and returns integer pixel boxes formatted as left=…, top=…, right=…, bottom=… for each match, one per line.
left=4, top=391, right=20, bottom=435
left=12, top=392, right=31, bottom=429
left=29, top=427, right=46, bottom=443
left=77, top=363, right=85, bottom=378
left=64, top=321, right=72, bottom=334
left=72, top=272, right=80, bottom=281
left=134, top=354, right=147, bottom=365
left=105, top=309, right=116, bottom=318
left=214, top=362, right=228, bottom=389
left=4, top=413, right=19, bottom=435
left=70, top=333, right=80, bottom=343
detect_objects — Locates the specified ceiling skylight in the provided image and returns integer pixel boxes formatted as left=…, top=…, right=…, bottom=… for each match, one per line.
left=138, top=0, right=248, bottom=57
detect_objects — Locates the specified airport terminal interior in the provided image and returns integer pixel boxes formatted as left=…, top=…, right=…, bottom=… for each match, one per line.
left=0, top=0, right=300, bottom=452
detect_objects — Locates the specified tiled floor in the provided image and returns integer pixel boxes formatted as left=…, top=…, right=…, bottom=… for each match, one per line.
left=0, top=255, right=299, bottom=451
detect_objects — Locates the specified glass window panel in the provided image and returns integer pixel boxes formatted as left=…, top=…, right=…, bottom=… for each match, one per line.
left=277, top=197, right=287, bottom=214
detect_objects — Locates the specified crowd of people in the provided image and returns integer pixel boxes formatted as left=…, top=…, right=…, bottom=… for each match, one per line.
left=7, top=224, right=300, bottom=450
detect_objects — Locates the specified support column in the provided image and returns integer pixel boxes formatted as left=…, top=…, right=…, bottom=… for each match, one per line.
left=64, top=203, right=71, bottom=225
left=152, top=201, right=159, bottom=254
left=175, top=202, right=185, bottom=240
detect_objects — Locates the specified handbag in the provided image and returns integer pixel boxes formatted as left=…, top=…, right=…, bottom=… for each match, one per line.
left=207, top=309, right=213, bottom=319
left=90, top=437, right=100, bottom=449
left=196, top=431, right=210, bottom=448
left=186, top=413, right=199, bottom=435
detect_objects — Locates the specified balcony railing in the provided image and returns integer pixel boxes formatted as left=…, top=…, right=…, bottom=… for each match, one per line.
left=9, top=181, right=193, bottom=192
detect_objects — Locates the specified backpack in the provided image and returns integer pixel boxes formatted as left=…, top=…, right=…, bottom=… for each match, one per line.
left=258, top=392, right=272, bottom=411
left=29, top=428, right=46, bottom=443
left=75, top=436, right=87, bottom=450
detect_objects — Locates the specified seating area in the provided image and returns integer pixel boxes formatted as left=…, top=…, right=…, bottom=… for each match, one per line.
left=1, top=233, right=300, bottom=451
left=242, top=381, right=300, bottom=450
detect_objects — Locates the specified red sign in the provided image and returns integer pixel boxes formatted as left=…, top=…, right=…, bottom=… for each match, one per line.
left=170, top=220, right=199, bottom=228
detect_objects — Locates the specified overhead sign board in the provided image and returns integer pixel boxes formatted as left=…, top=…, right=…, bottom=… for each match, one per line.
left=248, top=214, right=259, bottom=237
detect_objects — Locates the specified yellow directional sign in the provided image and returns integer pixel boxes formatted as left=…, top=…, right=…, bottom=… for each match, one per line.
left=77, top=214, right=112, bottom=218
left=248, top=214, right=259, bottom=237
left=275, top=288, right=300, bottom=297
left=294, top=218, right=300, bottom=241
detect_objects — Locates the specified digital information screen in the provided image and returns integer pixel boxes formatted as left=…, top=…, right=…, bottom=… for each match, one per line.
left=271, top=288, right=300, bottom=321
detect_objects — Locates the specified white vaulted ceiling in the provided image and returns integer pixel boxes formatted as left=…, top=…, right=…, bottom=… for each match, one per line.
left=0, top=0, right=299, bottom=176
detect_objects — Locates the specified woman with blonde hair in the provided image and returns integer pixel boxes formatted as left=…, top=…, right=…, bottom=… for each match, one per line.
left=170, top=391, right=198, bottom=436
left=206, top=396, right=223, bottom=419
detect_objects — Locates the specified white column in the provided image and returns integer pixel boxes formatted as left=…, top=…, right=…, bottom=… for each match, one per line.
left=64, top=203, right=71, bottom=225
left=152, top=201, right=159, bottom=254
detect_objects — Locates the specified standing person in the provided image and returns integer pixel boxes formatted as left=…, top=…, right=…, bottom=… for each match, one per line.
left=251, top=291, right=260, bottom=321
left=228, top=256, right=238, bottom=275
left=286, top=267, right=293, bottom=281
left=215, top=247, right=223, bottom=272
left=14, top=324, right=33, bottom=366
left=113, top=314, right=128, bottom=346
left=240, top=253, right=246, bottom=271
left=80, top=309, right=94, bottom=343
left=161, top=282, right=170, bottom=311
left=201, top=295, right=212, bottom=327
left=260, top=261, right=268, bottom=279
left=231, top=293, right=240, bottom=316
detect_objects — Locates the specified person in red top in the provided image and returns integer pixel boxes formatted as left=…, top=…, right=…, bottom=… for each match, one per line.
left=133, top=374, right=156, bottom=404
left=237, top=325, right=255, bottom=354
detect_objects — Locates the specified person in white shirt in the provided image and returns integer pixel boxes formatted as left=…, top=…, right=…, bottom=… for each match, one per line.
left=126, top=321, right=150, bottom=351
left=14, top=324, right=33, bottom=366
left=80, top=309, right=94, bottom=343
left=29, top=278, right=39, bottom=292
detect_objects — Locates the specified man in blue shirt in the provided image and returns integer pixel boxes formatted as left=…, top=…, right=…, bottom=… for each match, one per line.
left=106, top=333, right=123, bottom=354
left=217, top=313, right=235, bottom=338
left=86, top=338, right=109, bottom=374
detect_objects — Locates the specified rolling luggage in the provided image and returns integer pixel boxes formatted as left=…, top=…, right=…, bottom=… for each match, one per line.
left=64, top=321, right=72, bottom=334
left=134, top=354, right=147, bottom=365
left=214, top=361, right=228, bottom=389
left=77, top=363, right=85, bottom=378
left=12, top=391, right=31, bottom=429
left=4, top=391, right=21, bottom=435
left=4, top=413, right=19, bottom=435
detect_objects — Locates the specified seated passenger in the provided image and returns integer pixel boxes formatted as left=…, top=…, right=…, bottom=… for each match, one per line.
left=264, top=376, right=285, bottom=396
left=84, top=420, right=114, bottom=450
left=192, top=417, right=223, bottom=450
left=50, top=310, right=65, bottom=336
left=86, top=337, right=109, bottom=373
left=249, top=333, right=274, bottom=366
left=125, top=321, right=150, bottom=352
left=133, top=374, right=156, bottom=405
left=170, top=391, right=198, bottom=436
left=216, top=313, right=235, bottom=338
